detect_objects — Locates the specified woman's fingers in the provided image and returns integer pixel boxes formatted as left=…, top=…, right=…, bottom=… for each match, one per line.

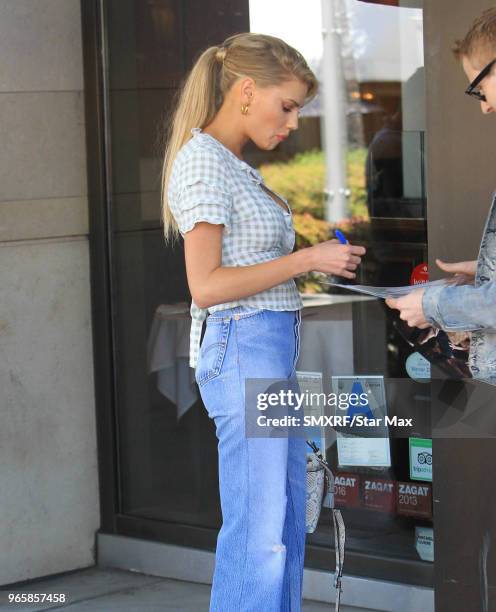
left=337, top=243, right=364, bottom=276
left=314, top=240, right=366, bottom=276
left=340, top=269, right=356, bottom=279
left=350, top=245, right=366, bottom=256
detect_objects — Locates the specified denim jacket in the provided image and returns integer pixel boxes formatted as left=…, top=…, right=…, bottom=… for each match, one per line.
left=423, top=192, right=496, bottom=384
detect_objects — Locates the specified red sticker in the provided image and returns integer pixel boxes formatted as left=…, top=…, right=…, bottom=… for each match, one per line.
left=410, top=263, right=429, bottom=286
left=362, top=478, right=396, bottom=513
left=397, top=481, right=432, bottom=519
left=334, top=473, right=360, bottom=508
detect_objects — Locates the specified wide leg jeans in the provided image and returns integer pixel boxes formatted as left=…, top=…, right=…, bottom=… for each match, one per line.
left=195, top=306, right=306, bottom=612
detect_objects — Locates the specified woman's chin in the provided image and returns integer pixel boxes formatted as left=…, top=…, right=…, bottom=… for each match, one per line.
left=252, top=137, right=280, bottom=151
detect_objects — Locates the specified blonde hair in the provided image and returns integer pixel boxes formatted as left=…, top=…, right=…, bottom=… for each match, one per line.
left=453, top=8, right=496, bottom=65
left=160, top=32, right=318, bottom=244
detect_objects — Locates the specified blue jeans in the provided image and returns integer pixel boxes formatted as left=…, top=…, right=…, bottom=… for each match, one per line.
left=195, top=305, right=306, bottom=612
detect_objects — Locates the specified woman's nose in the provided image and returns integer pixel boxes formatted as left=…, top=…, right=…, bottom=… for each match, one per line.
left=288, top=113, right=299, bottom=130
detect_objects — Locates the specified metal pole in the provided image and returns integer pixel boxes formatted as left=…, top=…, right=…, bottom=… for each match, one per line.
left=321, top=0, right=349, bottom=222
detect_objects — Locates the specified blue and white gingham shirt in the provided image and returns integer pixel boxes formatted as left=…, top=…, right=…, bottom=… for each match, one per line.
left=168, top=127, right=303, bottom=369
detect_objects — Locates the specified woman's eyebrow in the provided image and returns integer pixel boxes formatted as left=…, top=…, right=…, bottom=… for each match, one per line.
left=287, top=98, right=303, bottom=108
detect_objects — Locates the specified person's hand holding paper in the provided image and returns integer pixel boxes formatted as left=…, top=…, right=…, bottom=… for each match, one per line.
left=385, top=259, right=474, bottom=328
left=385, top=288, right=429, bottom=329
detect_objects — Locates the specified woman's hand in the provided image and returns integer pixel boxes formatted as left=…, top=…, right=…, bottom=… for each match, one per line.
left=436, top=258, right=477, bottom=284
left=309, top=239, right=366, bottom=279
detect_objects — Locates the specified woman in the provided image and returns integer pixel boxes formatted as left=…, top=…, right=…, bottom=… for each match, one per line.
left=161, top=33, right=365, bottom=612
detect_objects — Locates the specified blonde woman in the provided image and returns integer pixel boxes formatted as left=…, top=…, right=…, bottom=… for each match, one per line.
left=161, top=33, right=365, bottom=611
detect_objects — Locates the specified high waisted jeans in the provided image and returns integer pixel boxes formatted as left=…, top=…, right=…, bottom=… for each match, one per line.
left=195, top=305, right=306, bottom=612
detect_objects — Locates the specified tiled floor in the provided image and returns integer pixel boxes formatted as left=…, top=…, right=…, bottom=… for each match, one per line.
left=0, top=567, right=375, bottom=611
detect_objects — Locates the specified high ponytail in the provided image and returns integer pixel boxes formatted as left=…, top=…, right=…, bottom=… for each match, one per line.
left=161, top=46, right=222, bottom=244
left=161, top=33, right=318, bottom=244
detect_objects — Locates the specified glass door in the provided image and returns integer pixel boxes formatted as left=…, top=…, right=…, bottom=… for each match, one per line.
left=252, top=0, right=433, bottom=585
left=95, top=0, right=432, bottom=585
left=100, top=0, right=250, bottom=538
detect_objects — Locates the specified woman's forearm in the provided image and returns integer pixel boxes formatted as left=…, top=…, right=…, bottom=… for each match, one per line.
left=186, top=227, right=364, bottom=308
left=194, top=248, right=314, bottom=308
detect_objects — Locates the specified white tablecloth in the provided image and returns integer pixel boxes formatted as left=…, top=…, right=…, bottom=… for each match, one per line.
left=147, top=303, right=198, bottom=421
left=147, top=295, right=375, bottom=420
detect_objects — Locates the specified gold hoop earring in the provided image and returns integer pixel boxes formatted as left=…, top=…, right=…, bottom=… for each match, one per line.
left=241, top=104, right=249, bottom=115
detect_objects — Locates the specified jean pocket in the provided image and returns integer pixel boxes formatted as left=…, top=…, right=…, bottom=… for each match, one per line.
left=195, top=318, right=231, bottom=387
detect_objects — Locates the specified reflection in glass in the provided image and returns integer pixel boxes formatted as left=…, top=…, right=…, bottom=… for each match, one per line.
left=253, top=0, right=432, bottom=578
left=102, top=0, right=433, bottom=584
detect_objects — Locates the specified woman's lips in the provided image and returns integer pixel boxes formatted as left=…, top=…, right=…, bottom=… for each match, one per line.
left=276, top=134, right=287, bottom=141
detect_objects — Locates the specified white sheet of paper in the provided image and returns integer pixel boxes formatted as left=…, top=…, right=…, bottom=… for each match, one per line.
left=336, top=437, right=391, bottom=467
left=296, top=371, right=326, bottom=453
left=323, top=278, right=450, bottom=299
left=331, top=375, right=392, bottom=468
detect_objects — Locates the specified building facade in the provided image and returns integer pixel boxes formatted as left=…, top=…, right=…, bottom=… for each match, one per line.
left=2, top=1, right=496, bottom=610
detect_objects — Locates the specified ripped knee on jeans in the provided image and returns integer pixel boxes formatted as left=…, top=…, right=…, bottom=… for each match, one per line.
left=271, top=543, right=286, bottom=553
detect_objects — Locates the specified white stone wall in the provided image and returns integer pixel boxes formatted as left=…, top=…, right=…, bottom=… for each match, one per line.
left=0, top=0, right=100, bottom=584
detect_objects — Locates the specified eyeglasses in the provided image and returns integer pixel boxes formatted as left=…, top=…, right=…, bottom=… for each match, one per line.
left=465, top=58, right=496, bottom=102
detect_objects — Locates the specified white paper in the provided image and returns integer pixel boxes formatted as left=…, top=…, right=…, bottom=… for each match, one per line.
left=331, top=376, right=392, bottom=468
left=323, top=278, right=451, bottom=299
left=415, top=526, right=434, bottom=562
left=336, top=437, right=391, bottom=467
left=296, top=370, right=326, bottom=453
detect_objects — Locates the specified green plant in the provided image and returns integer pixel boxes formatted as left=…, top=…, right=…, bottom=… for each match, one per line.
left=258, top=147, right=370, bottom=293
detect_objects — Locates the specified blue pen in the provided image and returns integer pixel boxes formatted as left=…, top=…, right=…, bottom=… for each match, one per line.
left=334, top=229, right=348, bottom=244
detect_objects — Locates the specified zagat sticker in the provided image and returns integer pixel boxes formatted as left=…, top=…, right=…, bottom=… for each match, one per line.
left=334, top=473, right=360, bottom=508
left=397, top=481, right=433, bottom=519
left=362, top=477, right=396, bottom=513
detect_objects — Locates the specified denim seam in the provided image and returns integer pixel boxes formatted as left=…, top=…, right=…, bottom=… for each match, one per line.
left=201, top=341, right=224, bottom=358
left=235, top=309, right=264, bottom=320
left=287, top=477, right=303, bottom=602
left=207, top=308, right=263, bottom=322
left=234, top=318, right=249, bottom=609
left=283, top=311, right=303, bottom=609
left=292, top=311, right=301, bottom=373
left=290, top=312, right=304, bottom=570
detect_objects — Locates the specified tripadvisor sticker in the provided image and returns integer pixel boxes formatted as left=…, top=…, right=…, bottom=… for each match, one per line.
left=409, top=437, right=432, bottom=482
left=406, top=352, right=431, bottom=382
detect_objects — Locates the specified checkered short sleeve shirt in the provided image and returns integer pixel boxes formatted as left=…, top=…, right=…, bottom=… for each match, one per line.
left=168, top=127, right=303, bottom=369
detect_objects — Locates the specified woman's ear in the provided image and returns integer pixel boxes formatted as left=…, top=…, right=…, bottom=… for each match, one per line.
left=239, top=77, right=255, bottom=103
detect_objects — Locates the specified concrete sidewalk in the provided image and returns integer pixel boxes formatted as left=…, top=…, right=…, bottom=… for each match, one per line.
left=0, top=567, right=375, bottom=611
